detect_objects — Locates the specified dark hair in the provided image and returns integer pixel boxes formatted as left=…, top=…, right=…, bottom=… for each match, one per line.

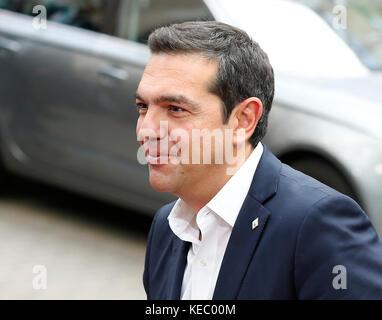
left=147, top=21, right=274, bottom=148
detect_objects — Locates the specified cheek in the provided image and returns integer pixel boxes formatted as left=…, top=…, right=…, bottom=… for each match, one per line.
left=167, top=111, right=225, bottom=163
left=168, top=126, right=192, bottom=160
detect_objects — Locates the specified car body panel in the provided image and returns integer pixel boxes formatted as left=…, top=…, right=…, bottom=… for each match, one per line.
left=0, top=1, right=381, bottom=234
left=0, top=9, right=176, bottom=214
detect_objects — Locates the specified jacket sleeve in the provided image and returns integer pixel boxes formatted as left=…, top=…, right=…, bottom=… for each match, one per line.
left=294, top=194, right=382, bottom=299
left=143, top=211, right=158, bottom=300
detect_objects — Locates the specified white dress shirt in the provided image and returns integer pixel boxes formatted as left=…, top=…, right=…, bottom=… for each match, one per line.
left=167, top=142, right=264, bottom=300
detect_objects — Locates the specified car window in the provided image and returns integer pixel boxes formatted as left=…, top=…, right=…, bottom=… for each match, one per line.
left=292, top=0, right=382, bottom=71
left=116, top=0, right=214, bottom=43
left=214, top=0, right=369, bottom=78
left=0, top=0, right=24, bottom=12
left=0, top=0, right=111, bottom=33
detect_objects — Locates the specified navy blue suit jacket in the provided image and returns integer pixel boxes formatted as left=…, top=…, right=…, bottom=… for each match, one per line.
left=143, top=145, right=382, bottom=299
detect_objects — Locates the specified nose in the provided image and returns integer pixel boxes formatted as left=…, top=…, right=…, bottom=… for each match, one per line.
left=137, top=107, right=167, bottom=143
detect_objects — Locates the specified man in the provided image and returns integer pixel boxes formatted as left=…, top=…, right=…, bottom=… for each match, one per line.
left=137, top=21, right=382, bottom=299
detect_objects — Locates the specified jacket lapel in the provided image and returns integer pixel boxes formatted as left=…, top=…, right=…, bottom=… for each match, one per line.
left=213, top=144, right=281, bottom=299
left=167, top=236, right=190, bottom=299
left=212, top=196, right=270, bottom=299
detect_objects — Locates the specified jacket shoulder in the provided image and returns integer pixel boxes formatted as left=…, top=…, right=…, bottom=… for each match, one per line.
left=149, top=200, right=177, bottom=243
left=273, top=163, right=382, bottom=298
left=276, top=162, right=360, bottom=212
left=154, top=201, right=177, bottom=226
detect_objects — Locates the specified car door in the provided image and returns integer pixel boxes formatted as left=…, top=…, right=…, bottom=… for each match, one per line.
left=0, top=0, right=113, bottom=180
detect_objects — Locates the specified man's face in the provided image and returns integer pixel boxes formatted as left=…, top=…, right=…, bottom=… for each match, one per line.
left=136, top=53, right=230, bottom=196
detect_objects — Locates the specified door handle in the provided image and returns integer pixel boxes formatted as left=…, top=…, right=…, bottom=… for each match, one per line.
left=98, top=65, right=129, bottom=82
left=0, top=38, right=21, bottom=55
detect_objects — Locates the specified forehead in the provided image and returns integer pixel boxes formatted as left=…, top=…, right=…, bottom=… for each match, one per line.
left=137, top=53, right=218, bottom=98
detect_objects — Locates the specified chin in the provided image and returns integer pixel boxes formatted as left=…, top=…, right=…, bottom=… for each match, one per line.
left=148, top=168, right=175, bottom=193
left=149, top=180, right=172, bottom=193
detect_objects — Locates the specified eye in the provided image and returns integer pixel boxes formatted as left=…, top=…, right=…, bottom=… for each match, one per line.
left=169, top=105, right=186, bottom=113
left=136, top=102, right=148, bottom=113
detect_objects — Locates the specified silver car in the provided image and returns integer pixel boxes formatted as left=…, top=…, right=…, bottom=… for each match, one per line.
left=0, top=0, right=381, bottom=234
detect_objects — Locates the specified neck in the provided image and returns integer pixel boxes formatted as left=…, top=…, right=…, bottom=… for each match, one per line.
left=177, top=143, right=254, bottom=213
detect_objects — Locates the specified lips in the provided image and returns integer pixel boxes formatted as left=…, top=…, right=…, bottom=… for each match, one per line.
left=142, top=140, right=180, bottom=165
left=144, top=145, right=169, bottom=165
left=146, top=154, right=170, bottom=165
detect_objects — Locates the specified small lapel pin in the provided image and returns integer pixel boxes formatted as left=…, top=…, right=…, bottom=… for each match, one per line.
left=252, top=217, right=259, bottom=230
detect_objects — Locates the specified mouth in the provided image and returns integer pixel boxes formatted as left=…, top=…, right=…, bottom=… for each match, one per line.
left=142, top=139, right=181, bottom=165
left=146, top=152, right=170, bottom=165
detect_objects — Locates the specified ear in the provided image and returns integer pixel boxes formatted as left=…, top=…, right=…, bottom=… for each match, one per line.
left=229, top=97, right=263, bottom=146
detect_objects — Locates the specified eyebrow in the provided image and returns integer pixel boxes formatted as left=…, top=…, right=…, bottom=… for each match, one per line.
left=134, top=92, right=201, bottom=110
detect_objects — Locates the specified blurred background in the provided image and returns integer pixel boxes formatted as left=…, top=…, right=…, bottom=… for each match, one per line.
left=0, top=0, right=381, bottom=299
